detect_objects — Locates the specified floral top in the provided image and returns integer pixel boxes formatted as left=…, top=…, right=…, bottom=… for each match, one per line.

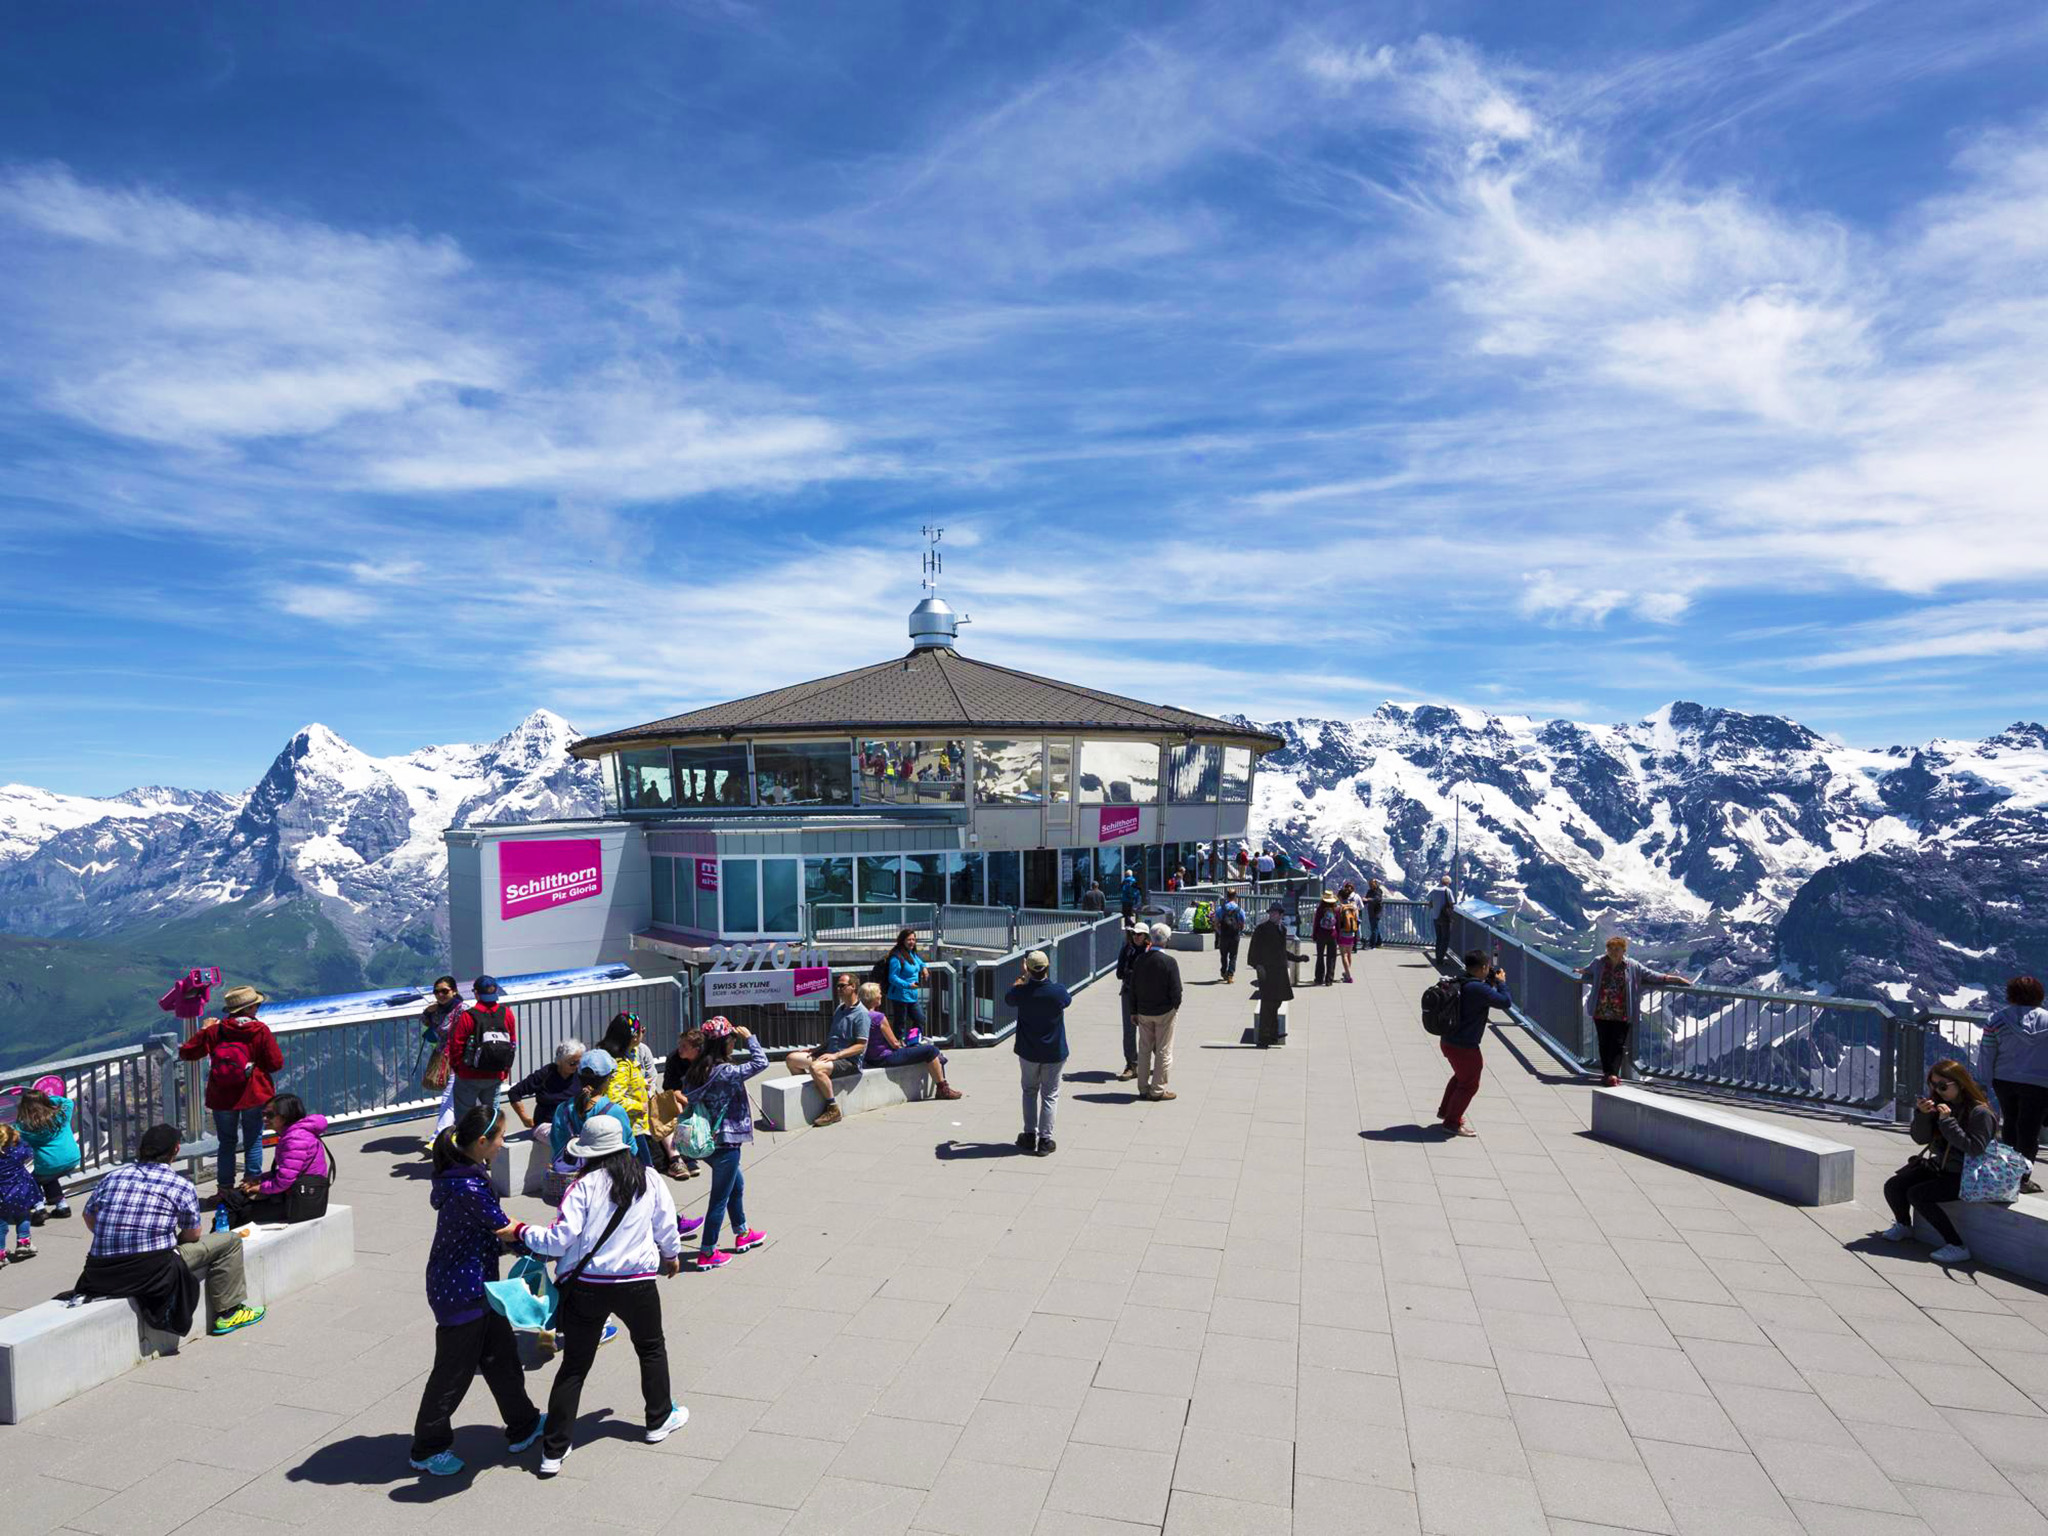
left=682, top=1035, right=769, bottom=1148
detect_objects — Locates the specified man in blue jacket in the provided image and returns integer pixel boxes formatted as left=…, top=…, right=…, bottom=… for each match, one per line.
left=1438, top=950, right=1511, bottom=1138
left=1005, top=952, right=1072, bottom=1157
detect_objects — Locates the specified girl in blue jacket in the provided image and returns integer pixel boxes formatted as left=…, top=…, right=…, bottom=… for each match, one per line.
left=16, top=1090, right=80, bottom=1220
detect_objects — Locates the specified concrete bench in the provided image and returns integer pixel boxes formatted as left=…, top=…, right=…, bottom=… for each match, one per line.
left=0, top=1206, right=356, bottom=1423
left=1246, top=1000, right=1289, bottom=1044
left=1913, top=1191, right=2048, bottom=1281
left=487, top=1132, right=555, bottom=1198
left=1161, top=931, right=1205, bottom=953
left=758, top=1062, right=940, bottom=1128
left=1590, top=1087, right=1854, bottom=1206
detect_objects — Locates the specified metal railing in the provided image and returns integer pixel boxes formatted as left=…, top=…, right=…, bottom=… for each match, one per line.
left=967, top=914, right=1127, bottom=1045
left=693, top=962, right=960, bottom=1058
left=0, top=1039, right=192, bottom=1189
left=806, top=903, right=939, bottom=943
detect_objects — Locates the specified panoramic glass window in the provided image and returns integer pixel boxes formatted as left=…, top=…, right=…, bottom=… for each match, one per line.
left=1097, top=844, right=1122, bottom=887
left=673, top=743, right=750, bottom=808
left=754, top=741, right=854, bottom=806
left=1079, top=739, right=1160, bottom=804
left=761, top=858, right=801, bottom=934
left=1048, top=740, right=1073, bottom=804
left=805, top=857, right=852, bottom=914
left=858, top=739, right=966, bottom=804
left=973, top=739, right=1043, bottom=804
left=986, top=850, right=1022, bottom=908
left=858, top=855, right=902, bottom=903
left=948, top=851, right=985, bottom=905
left=1067, top=847, right=1095, bottom=903
left=903, top=853, right=945, bottom=905
left=651, top=856, right=676, bottom=925
left=1221, top=747, right=1253, bottom=802
left=1170, top=743, right=1221, bottom=803
left=619, top=748, right=677, bottom=811
left=721, top=858, right=759, bottom=933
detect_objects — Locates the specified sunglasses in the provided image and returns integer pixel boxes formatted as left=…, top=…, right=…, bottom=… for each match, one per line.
left=1927, top=1078, right=1955, bottom=1091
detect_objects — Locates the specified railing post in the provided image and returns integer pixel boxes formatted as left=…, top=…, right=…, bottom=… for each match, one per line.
left=1892, top=1010, right=1923, bottom=1123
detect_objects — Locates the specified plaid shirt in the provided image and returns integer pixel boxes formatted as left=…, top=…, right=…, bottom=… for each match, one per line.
left=84, top=1161, right=201, bottom=1257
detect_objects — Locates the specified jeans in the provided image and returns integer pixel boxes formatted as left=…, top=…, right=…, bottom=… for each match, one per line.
left=886, top=998, right=927, bottom=1035
left=1884, top=1161, right=1963, bottom=1247
left=1216, top=931, right=1239, bottom=979
left=450, top=1076, right=502, bottom=1126
left=1993, top=1079, right=2047, bottom=1165
left=1367, top=910, right=1382, bottom=948
left=1120, top=993, right=1137, bottom=1067
left=874, top=1042, right=943, bottom=1070
left=1019, top=1059, right=1062, bottom=1140
left=214, top=1106, right=265, bottom=1190
left=700, top=1144, right=747, bottom=1250
left=1133, top=1010, right=1177, bottom=1095
left=542, top=1279, right=671, bottom=1460
left=1437, top=1042, right=1484, bottom=1127
left=10, top=1217, right=29, bottom=1244
left=411, top=1311, right=540, bottom=1460
left=1594, top=1018, right=1632, bottom=1080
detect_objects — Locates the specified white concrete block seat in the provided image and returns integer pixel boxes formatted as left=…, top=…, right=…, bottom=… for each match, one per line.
left=759, top=1061, right=945, bottom=1128
left=0, top=1206, right=356, bottom=1424
left=1590, top=1086, right=1856, bottom=1206
left=1912, top=1190, right=2048, bottom=1280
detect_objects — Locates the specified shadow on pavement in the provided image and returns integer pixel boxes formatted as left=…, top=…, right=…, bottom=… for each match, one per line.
left=1359, top=1125, right=1449, bottom=1143
left=934, top=1140, right=1028, bottom=1160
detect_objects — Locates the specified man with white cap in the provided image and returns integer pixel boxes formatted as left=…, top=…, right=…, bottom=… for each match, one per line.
left=1126, top=922, right=1184, bottom=1101
left=1004, top=951, right=1072, bottom=1156
left=1113, top=922, right=1151, bottom=1081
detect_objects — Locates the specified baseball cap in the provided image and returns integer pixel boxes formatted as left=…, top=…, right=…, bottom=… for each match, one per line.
left=1024, top=950, right=1050, bottom=974
left=580, top=1047, right=617, bottom=1077
left=473, top=975, right=502, bottom=1000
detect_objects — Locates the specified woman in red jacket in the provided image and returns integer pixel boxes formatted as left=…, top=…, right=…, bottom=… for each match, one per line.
left=178, top=985, right=284, bottom=1223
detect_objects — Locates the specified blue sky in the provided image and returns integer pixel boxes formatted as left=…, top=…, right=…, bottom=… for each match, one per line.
left=5, top=1, right=2047, bottom=795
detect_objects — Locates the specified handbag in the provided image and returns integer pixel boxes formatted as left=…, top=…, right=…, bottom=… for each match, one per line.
left=422, top=1051, right=450, bottom=1093
left=484, top=1191, right=631, bottom=1330
left=280, top=1134, right=337, bottom=1224
left=1961, top=1139, right=2029, bottom=1204
left=646, top=1089, right=683, bottom=1143
left=676, top=1095, right=729, bottom=1161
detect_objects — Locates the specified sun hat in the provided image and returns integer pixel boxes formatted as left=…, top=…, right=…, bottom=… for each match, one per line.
left=1268, top=901, right=1287, bottom=914
left=1024, top=950, right=1050, bottom=975
left=220, top=985, right=265, bottom=1014
left=580, top=1047, right=617, bottom=1078
left=565, top=1112, right=630, bottom=1160
left=1149, top=922, right=1171, bottom=942
left=1320, top=890, right=1336, bottom=902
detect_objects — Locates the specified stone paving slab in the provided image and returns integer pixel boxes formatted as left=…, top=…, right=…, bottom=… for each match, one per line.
left=0, top=947, right=2045, bottom=1535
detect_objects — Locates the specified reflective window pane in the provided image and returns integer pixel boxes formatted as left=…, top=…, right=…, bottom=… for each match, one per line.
left=761, top=858, right=801, bottom=934
left=1067, top=848, right=1095, bottom=905
left=1048, top=740, right=1072, bottom=804
left=755, top=741, right=854, bottom=806
left=722, top=859, right=759, bottom=933
left=904, top=853, right=945, bottom=905
left=858, top=855, right=902, bottom=902
left=805, top=857, right=852, bottom=907
left=973, top=739, right=1043, bottom=805
left=1079, top=739, right=1160, bottom=805
left=1170, top=743, right=1221, bottom=803
left=1097, top=844, right=1122, bottom=887
left=987, top=850, right=1022, bottom=908
left=619, top=749, right=676, bottom=811
left=1221, top=747, right=1253, bottom=802
left=651, top=857, right=676, bottom=925
left=674, top=744, right=750, bottom=808
left=858, top=739, right=966, bottom=805
left=948, top=852, right=984, bottom=905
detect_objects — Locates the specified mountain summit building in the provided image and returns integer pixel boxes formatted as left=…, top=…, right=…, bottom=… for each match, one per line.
left=445, top=572, right=1281, bottom=978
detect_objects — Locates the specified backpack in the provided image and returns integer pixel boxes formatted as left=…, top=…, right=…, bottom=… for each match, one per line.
left=209, top=1035, right=258, bottom=1098
left=868, top=955, right=892, bottom=990
left=1338, top=904, right=1360, bottom=935
left=1191, top=901, right=1213, bottom=933
left=1421, top=977, right=1465, bottom=1037
left=1216, top=903, right=1244, bottom=936
left=460, top=1007, right=517, bottom=1074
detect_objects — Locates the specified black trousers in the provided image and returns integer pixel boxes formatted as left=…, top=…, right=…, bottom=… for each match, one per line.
left=1216, top=931, right=1240, bottom=979
left=1594, top=1018, right=1632, bottom=1079
left=1993, top=1079, right=2047, bottom=1165
left=1433, top=913, right=1450, bottom=965
left=1313, top=937, right=1338, bottom=985
left=1883, top=1162, right=1963, bottom=1247
left=410, top=1311, right=540, bottom=1460
left=543, top=1278, right=670, bottom=1458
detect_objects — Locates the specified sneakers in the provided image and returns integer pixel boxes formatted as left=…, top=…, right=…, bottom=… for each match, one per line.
left=538, top=1450, right=568, bottom=1478
left=509, top=1415, right=547, bottom=1454
left=211, top=1303, right=266, bottom=1336
left=646, top=1403, right=689, bottom=1443
left=47, top=1203, right=71, bottom=1220
left=10, top=1242, right=34, bottom=1263
left=1116, top=1063, right=1137, bottom=1081
left=1016, top=1132, right=1037, bottom=1149
left=1879, top=1222, right=1912, bottom=1242
left=409, top=1451, right=464, bottom=1476
left=1035, top=1138, right=1056, bottom=1157
left=1342, top=973, right=1354, bottom=983
left=1602, top=1075, right=1621, bottom=1088
left=730, top=1229, right=766, bottom=1253
left=691, top=1250, right=731, bottom=1272
left=541, top=1322, right=620, bottom=1357
left=677, top=1214, right=704, bottom=1238
left=2023, top=1177, right=2043, bottom=1196
left=812, top=1104, right=843, bottom=1128
left=934, top=1084, right=963, bottom=1101
left=1931, top=1244, right=1973, bottom=1264
left=1151, top=1090, right=1177, bottom=1102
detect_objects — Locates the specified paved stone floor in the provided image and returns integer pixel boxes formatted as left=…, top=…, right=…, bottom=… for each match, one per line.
left=3, top=946, right=2047, bottom=1536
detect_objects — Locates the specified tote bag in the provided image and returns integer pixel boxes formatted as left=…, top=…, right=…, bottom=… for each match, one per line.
left=1961, top=1139, right=2029, bottom=1204
left=676, top=1098, right=728, bottom=1161
left=484, top=1195, right=630, bottom=1330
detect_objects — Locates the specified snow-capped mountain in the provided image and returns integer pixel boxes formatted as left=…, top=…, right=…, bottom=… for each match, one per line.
left=0, top=711, right=603, bottom=956
left=1247, top=702, right=2048, bottom=1010
left=0, top=784, right=229, bottom=864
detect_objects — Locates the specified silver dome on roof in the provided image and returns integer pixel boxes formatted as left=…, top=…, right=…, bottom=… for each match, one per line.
left=909, top=595, right=958, bottom=651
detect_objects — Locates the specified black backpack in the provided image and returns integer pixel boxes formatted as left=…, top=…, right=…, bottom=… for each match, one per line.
left=1215, top=903, right=1244, bottom=936
left=460, top=1007, right=517, bottom=1074
left=868, top=955, right=892, bottom=989
left=1421, top=977, right=1465, bottom=1037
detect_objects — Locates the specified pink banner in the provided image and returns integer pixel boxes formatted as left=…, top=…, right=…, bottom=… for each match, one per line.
left=1095, top=805, right=1142, bottom=843
left=500, top=838, right=603, bottom=920
left=792, top=966, right=832, bottom=999
left=696, top=858, right=719, bottom=892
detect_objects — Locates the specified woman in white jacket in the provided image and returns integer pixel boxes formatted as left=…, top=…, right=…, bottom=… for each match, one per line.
left=518, top=1113, right=685, bottom=1475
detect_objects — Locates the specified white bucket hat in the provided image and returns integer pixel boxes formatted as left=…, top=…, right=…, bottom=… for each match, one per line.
left=566, top=1113, right=630, bottom=1161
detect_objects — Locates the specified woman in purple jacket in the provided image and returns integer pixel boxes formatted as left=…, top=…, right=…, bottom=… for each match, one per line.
left=672, top=1018, right=768, bottom=1271
left=218, top=1095, right=331, bottom=1226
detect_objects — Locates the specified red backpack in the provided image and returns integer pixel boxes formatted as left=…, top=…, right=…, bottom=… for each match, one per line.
left=210, top=1035, right=257, bottom=1098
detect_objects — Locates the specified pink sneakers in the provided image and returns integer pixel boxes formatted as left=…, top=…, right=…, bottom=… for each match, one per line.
left=677, top=1214, right=704, bottom=1237
left=730, top=1229, right=766, bottom=1253
left=690, top=1250, right=731, bottom=1272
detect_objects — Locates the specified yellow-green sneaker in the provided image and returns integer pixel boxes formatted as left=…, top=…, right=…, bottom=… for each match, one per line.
left=211, top=1304, right=266, bottom=1336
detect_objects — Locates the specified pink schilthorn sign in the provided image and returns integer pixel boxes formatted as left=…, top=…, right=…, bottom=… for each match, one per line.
left=1096, top=806, right=1142, bottom=843
left=696, top=858, right=719, bottom=892
left=500, top=838, right=603, bottom=920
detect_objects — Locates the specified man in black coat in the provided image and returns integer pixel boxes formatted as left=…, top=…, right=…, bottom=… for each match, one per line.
left=1248, top=903, right=1299, bottom=1048
left=1126, top=923, right=1184, bottom=1101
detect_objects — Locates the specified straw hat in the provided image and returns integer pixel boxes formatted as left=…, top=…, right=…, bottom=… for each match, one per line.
left=221, top=985, right=265, bottom=1014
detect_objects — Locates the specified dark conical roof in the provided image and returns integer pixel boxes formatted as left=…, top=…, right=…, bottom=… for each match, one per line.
left=569, top=648, right=1281, bottom=756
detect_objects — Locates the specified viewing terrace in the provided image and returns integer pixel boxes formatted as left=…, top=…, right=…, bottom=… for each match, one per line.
left=2, top=943, right=2044, bottom=1536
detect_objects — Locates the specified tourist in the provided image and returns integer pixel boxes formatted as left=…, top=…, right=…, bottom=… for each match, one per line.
left=1114, top=922, right=1151, bottom=1080
left=1255, top=846, right=1276, bottom=890
left=1438, top=951, right=1512, bottom=1138
left=446, top=976, right=519, bottom=1123
left=1081, top=880, right=1106, bottom=912
left=217, top=1095, right=330, bottom=1226
left=597, top=1014, right=656, bottom=1164
left=509, top=1040, right=586, bottom=1138
left=520, top=1113, right=687, bottom=1476
left=1364, top=879, right=1385, bottom=949
left=864, top=991, right=964, bottom=1100
left=409, top=1105, right=545, bottom=1477
left=177, top=984, right=284, bottom=1223
left=1005, top=951, right=1070, bottom=1155
left=1235, top=843, right=1251, bottom=887
left=672, top=1018, right=768, bottom=1270
left=16, top=1087, right=80, bottom=1221
left=1120, top=867, right=1141, bottom=922
left=1981, top=975, right=2047, bottom=1195
left=1879, top=1059, right=2000, bottom=1263
left=1336, top=882, right=1362, bottom=981
left=1128, top=922, right=1184, bottom=1101
left=1214, top=888, right=1245, bottom=983
left=784, top=974, right=874, bottom=1128
left=1249, top=901, right=1297, bottom=1048
left=68, top=1123, right=266, bottom=1337
left=1581, top=937, right=1691, bottom=1088
left=1311, top=891, right=1341, bottom=986
left=885, top=930, right=928, bottom=1036
left=419, top=975, right=464, bottom=1135
left=551, top=1049, right=634, bottom=1166
left=1426, top=876, right=1455, bottom=965
left=0, top=1123, right=39, bottom=1261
